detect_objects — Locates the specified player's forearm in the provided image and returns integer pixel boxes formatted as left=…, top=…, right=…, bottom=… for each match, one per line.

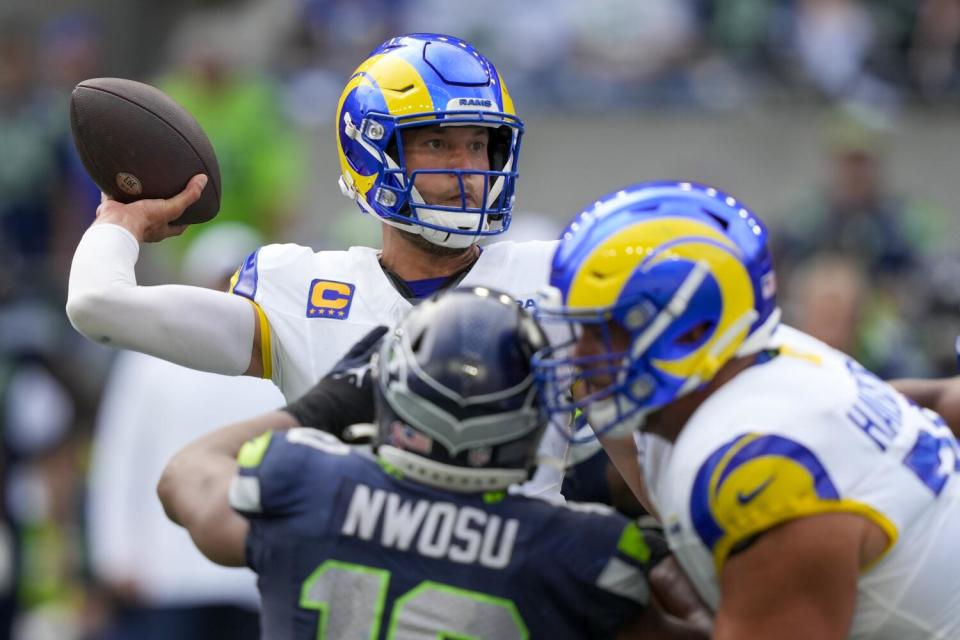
left=67, top=223, right=257, bottom=375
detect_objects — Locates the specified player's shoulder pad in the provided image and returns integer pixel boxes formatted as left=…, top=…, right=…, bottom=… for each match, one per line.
left=689, top=431, right=896, bottom=572
left=229, top=243, right=315, bottom=301
left=229, top=427, right=352, bottom=516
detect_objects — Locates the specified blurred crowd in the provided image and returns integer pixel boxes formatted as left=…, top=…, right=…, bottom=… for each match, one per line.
left=2, top=0, right=960, bottom=637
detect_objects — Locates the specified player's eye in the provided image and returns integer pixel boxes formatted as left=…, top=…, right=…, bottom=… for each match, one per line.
left=469, top=140, right=487, bottom=153
left=424, top=138, right=444, bottom=150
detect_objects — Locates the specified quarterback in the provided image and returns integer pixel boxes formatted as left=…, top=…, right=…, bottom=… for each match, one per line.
left=66, top=34, right=567, bottom=495
left=532, top=182, right=960, bottom=639
left=158, top=288, right=707, bottom=639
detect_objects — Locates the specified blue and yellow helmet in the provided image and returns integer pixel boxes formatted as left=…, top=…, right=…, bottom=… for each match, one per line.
left=533, top=181, right=780, bottom=437
left=336, top=34, right=523, bottom=249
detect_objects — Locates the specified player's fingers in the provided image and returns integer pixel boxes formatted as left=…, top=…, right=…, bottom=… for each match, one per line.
left=166, top=174, right=208, bottom=213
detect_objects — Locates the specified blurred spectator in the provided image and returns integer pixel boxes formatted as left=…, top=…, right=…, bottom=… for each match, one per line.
left=565, top=0, right=699, bottom=106
left=157, top=16, right=308, bottom=249
left=787, top=253, right=868, bottom=356
left=790, top=0, right=877, bottom=99
left=86, top=224, right=285, bottom=640
left=910, top=0, right=960, bottom=98
left=0, top=253, right=94, bottom=639
left=775, top=109, right=943, bottom=377
left=776, top=109, right=939, bottom=278
left=0, top=23, right=62, bottom=278
left=39, top=12, right=108, bottom=286
left=785, top=252, right=932, bottom=377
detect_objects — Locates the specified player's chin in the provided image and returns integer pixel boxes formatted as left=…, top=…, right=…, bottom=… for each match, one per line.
left=398, top=228, right=475, bottom=256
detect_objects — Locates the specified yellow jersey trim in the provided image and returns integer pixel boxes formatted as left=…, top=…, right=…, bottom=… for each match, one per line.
left=713, top=498, right=899, bottom=574
left=245, top=299, right=273, bottom=380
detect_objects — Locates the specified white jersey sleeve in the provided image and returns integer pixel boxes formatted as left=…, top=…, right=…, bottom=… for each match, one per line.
left=653, top=326, right=960, bottom=638
left=66, top=224, right=256, bottom=376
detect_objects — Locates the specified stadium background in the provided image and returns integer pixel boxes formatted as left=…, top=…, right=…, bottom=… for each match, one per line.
left=2, top=0, right=960, bottom=637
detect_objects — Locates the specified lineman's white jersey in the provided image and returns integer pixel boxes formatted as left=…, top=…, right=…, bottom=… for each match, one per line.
left=230, top=239, right=567, bottom=498
left=639, top=325, right=960, bottom=639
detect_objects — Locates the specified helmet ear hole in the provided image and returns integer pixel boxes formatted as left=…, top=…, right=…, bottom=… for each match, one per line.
left=488, top=125, right=513, bottom=172
left=676, top=321, right=714, bottom=347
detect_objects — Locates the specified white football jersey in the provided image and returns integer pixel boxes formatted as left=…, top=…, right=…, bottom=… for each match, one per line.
left=640, top=325, right=960, bottom=639
left=230, top=239, right=567, bottom=499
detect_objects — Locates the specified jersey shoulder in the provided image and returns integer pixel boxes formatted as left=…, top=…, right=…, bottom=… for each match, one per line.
left=466, top=240, right=557, bottom=302
left=529, top=499, right=658, bottom=605
left=229, top=242, right=316, bottom=302
left=230, top=427, right=358, bottom=517
left=676, top=327, right=925, bottom=572
left=481, top=239, right=558, bottom=266
left=230, top=243, right=378, bottom=305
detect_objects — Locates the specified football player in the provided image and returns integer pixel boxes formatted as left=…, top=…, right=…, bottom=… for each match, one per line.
left=66, top=34, right=567, bottom=497
left=531, top=182, right=960, bottom=639
left=157, top=288, right=708, bottom=639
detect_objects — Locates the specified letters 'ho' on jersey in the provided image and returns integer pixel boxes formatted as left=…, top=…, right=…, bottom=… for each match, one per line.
left=230, top=428, right=656, bottom=639
left=229, top=240, right=556, bottom=402
left=641, top=325, right=960, bottom=640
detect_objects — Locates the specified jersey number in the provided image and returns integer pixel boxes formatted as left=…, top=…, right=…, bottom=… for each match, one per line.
left=300, top=560, right=528, bottom=639
left=903, top=409, right=960, bottom=496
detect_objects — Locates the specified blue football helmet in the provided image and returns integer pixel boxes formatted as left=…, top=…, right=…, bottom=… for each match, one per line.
left=336, top=34, right=524, bottom=249
left=374, top=287, right=548, bottom=492
left=532, top=181, right=781, bottom=438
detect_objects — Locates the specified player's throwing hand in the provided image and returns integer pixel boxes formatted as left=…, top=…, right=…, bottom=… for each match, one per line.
left=95, top=174, right=207, bottom=242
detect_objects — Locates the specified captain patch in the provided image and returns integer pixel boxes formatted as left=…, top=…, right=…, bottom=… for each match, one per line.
left=306, top=279, right=356, bottom=320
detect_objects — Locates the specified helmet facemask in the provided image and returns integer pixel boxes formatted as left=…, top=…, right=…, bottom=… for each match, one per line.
left=343, top=111, right=522, bottom=249
left=372, top=288, right=549, bottom=492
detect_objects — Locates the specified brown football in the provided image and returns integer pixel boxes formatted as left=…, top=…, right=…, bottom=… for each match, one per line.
left=70, top=77, right=221, bottom=225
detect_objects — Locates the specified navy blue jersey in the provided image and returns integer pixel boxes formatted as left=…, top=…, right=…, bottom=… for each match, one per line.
left=230, top=428, right=656, bottom=639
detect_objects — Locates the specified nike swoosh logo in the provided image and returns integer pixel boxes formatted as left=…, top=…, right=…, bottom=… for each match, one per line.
left=736, top=475, right=775, bottom=505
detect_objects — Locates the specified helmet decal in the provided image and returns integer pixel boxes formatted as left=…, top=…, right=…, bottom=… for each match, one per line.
left=533, top=181, right=780, bottom=440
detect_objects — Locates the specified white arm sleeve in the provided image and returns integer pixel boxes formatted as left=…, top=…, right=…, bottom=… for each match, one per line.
left=66, top=224, right=256, bottom=375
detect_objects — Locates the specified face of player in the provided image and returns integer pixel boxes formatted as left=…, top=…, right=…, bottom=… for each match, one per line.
left=401, top=125, right=490, bottom=208
left=572, top=321, right=633, bottom=400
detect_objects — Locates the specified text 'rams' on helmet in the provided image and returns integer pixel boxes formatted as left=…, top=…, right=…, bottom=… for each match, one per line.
left=532, top=181, right=781, bottom=439
left=374, top=287, right=548, bottom=492
left=336, top=33, right=524, bottom=249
